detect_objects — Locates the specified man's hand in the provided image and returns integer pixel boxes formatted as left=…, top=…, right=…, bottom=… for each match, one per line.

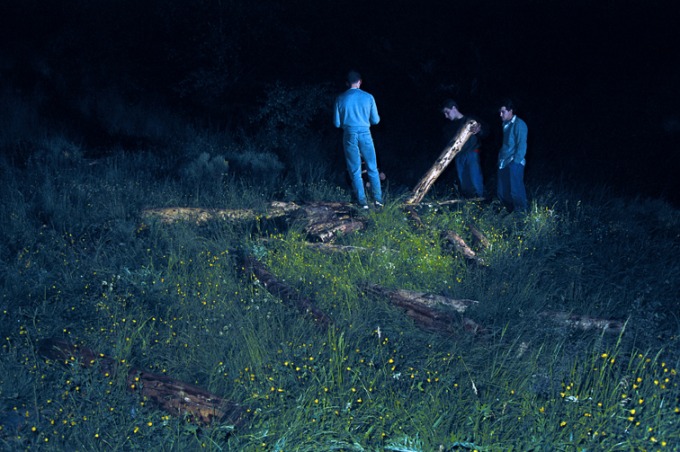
left=470, top=123, right=481, bottom=135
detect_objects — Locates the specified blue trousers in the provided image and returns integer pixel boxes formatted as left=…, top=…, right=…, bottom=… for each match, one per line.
left=497, top=162, right=528, bottom=212
left=455, top=150, right=484, bottom=198
left=343, top=131, right=382, bottom=205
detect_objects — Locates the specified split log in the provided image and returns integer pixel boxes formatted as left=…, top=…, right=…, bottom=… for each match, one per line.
left=405, top=119, right=478, bottom=205
left=539, top=312, right=625, bottom=334
left=37, top=338, right=246, bottom=426
left=300, top=202, right=366, bottom=242
left=242, top=255, right=333, bottom=328
left=366, top=284, right=484, bottom=335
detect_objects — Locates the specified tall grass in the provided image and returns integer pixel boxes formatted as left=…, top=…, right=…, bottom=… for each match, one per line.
left=0, top=135, right=678, bottom=450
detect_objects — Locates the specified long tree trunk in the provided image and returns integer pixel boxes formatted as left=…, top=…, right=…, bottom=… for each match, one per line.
left=242, top=255, right=333, bottom=328
left=38, top=338, right=247, bottom=426
left=365, top=284, right=484, bottom=335
left=406, top=119, right=478, bottom=205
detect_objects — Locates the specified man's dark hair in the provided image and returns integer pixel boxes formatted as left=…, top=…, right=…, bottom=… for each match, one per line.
left=347, top=70, right=362, bottom=85
left=441, top=99, right=459, bottom=111
left=500, top=98, right=517, bottom=112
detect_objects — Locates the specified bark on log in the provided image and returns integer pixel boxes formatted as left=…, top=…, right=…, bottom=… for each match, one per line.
left=539, top=312, right=625, bottom=334
left=444, top=231, right=485, bottom=265
left=403, top=205, right=425, bottom=229
left=405, top=119, right=478, bottom=205
left=141, top=201, right=301, bottom=224
left=141, top=201, right=365, bottom=244
left=366, top=284, right=484, bottom=335
left=242, top=256, right=333, bottom=328
left=37, top=338, right=247, bottom=426
left=467, top=223, right=490, bottom=249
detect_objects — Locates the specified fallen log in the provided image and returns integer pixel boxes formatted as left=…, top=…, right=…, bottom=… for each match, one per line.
left=467, top=223, right=490, bottom=249
left=444, top=231, right=485, bottom=265
left=303, top=242, right=381, bottom=254
left=405, top=119, right=478, bottom=205
left=403, top=205, right=425, bottom=229
left=260, top=238, right=388, bottom=254
left=37, top=338, right=246, bottom=426
left=141, top=201, right=365, bottom=243
left=434, top=198, right=486, bottom=206
left=141, top=201, right=301, bottom=224
left=242, top=255, right=333, bottom=328
left=365, top=284, right=484, bottom=335
left=539, top=312, right=625, bottom=334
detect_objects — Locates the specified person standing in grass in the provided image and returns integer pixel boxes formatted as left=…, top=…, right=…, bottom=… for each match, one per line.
left=333, top=70, right=384, bottom=209
left=497, top=99, right=528, bottom=213
left=441, top=99, right=485, bottom=198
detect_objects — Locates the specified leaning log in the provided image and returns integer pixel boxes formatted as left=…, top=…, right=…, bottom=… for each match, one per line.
left=405, top=119, right=478, bottom=205
left=365, top=284, right=483, bottom=335
left=242, top=255, right=333, bottom=328
left=38, top=338, right=247, bottom=426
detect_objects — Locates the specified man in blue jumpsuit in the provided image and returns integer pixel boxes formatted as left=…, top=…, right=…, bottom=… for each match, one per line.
left=333, top=71, right=383, bottom=209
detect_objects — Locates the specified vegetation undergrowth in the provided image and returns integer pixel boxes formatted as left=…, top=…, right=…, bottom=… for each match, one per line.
left=1, top=141, right=678, bottom=451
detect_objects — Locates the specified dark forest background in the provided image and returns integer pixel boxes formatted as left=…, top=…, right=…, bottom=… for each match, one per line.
left=2, top=0, right=678, bottom=205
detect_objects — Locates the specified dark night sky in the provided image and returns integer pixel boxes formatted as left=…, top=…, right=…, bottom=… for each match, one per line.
left=2, top=0, right=679, bottom=204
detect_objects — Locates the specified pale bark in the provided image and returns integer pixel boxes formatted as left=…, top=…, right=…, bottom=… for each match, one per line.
left=468, top=223, right=490, bottom=249
left=141, top=201, right=365, bottom=243
left=141, top=201, right=300, bottom=224
left=539, top=311, right=625, bottom=334
left=444, top=231, right=486, bottom=265
left=366, top=284, right=484, bottom=335
left=405, top=119, right=478, bottom=205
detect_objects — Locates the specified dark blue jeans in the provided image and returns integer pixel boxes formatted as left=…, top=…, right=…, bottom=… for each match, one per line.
left=343, top=131, right=382, bottom=205
left=455, top=150, right=484, bottom=198
left=497, top=162, right=528, bottom=212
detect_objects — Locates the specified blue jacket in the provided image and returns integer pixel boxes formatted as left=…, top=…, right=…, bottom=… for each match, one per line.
left=333, top=88, right=380, bottom=133
left=498, top=115, right=528, bottom=169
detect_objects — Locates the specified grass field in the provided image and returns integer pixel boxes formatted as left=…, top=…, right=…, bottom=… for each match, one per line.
left=1, top=144, right=678, bottom=451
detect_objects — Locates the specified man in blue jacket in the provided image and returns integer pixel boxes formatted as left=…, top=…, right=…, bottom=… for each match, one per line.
left=497, top=99, right=528, bottom=213
left=333, top=71, right=383, bottom=209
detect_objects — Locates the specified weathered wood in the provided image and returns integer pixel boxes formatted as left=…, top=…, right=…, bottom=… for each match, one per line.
left=539, top=312, right=624, bottom=334
left=303, top=242, right=378, bottom=253
left=434, top=198, right=485, bottom=206
left=306, top=219, right=365, bottom=243
left=141, top=201, right=301, bottom=224
left=403, top=205, right=425, bottom=229
left=467, top=223, right=490, bottom=249
left=405, top=119, right=478, bottom=205
left=141, top=201, right=365, bottom=243
left=242, top=255, right=333, bottom=327
left=38, top=338, right=247, bottom=426
left=444, top=231, right=485, bottom=265
left=366, top=284, right=484, bottom=335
